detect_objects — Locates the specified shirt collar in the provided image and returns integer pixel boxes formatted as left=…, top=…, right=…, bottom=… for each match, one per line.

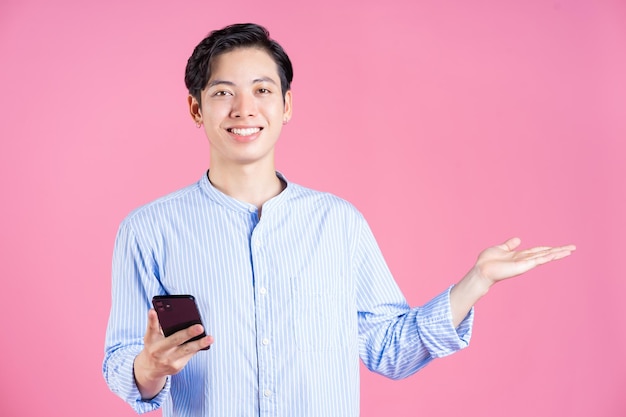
left=199, top=170, right=291, bottom=214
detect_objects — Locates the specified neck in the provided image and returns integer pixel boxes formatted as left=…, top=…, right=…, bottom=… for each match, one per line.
left=208, top=163, right=284, bottom=211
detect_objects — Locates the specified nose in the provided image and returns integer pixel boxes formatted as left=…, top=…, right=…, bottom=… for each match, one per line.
left=230, top=92, right=257, bottom=118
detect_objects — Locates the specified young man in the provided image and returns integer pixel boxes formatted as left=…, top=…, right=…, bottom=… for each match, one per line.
left=103, top=23, right=575, bottom=417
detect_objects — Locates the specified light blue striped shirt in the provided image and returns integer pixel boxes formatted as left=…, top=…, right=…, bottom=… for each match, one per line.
left=103, top=172, right=473, bottom=417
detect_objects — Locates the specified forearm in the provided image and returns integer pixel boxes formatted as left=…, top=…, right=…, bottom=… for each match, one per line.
left=450, top=266, right=492, bottom=327
left=360, top=287, right=473, bottom=379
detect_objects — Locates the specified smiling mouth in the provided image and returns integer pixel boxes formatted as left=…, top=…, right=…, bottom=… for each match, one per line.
left=228, top=127, right=262, bottom=136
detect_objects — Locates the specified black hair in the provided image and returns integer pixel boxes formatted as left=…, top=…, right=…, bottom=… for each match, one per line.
left=184, top=23, right=293, bottom=105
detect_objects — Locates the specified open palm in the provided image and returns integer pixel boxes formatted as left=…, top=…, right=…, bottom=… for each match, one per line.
left=476, top=237, right=576, bottom=284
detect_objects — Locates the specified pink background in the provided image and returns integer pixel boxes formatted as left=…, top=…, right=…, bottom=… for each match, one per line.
left=1, top=0, right=625, bottom=416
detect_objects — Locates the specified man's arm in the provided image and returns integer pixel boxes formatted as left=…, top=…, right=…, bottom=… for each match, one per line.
left=355, top=215, right=474, bottom=379
left=355, top=210, right=574, bottom=379
left=103, top=219, right=212, bottom=410
left=450, top=237, right=576, bottom=327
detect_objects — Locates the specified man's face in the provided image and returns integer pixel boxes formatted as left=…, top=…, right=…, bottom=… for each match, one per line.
left=190, top=47, right=292, bottom=170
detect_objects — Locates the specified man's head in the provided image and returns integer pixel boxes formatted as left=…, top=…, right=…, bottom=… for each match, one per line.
left=185, top=23, right=293, bottom=105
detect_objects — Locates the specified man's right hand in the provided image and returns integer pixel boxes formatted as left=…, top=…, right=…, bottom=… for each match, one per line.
left=133, top=309, right=213, bottom=400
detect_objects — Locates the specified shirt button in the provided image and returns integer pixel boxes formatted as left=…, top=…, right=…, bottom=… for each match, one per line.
left=262, top=338, right=269, bottom=346
left=259, top=287, right=267, bottom=295
left=264, top=389, right=272, bottom=397
left=254, top=239, right=262, bottom=248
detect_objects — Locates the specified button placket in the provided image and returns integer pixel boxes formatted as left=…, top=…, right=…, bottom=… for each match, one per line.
left=250, top=226, right=275, bottom=413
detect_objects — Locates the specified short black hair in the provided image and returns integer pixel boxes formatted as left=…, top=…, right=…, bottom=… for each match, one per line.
left=184, top=23, right=293, bottom=105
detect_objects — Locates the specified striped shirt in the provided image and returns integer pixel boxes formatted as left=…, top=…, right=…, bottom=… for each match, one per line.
left=103, top=172, right=473, bottom=417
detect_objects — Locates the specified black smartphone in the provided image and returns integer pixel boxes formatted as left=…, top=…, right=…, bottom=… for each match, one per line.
left=152, top=295, right=210, bottom=350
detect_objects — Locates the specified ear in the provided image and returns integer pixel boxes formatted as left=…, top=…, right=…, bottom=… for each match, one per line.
left=282, top=90, right=293, bottom=123
left=188, top=94, right=202, bottom=124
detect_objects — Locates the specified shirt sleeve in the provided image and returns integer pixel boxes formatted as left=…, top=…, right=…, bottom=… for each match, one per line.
left=102, top=219, right=171, bottom=413
left=354, top=214, right=474, bottom=380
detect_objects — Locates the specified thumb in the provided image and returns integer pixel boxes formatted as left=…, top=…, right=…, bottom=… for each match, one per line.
left=498, top=237, right=521, bottom=252
left=145, top=309, right=164, bottom=344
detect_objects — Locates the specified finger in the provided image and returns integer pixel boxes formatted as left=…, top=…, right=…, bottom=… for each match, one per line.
left=147, top=309, right=160, bottom=331
left=176, top=334, right=214, bottom=354
left=157, top=332, right=213, bottom=374
left=169, top=324, right=206, bottom=347
left=523, top=244, right=576, bottom=255
left=520, top=246, right=552, bottom=254
left=515, top=248, right=554, bottom=261
left=517, top=250, right=574, bottom=270
left=519, top=246, right=575, bottom=262
left=497, top=237, right=521, bottom=252
left=144, top=309, right=164, bottom=345
left=534, top=249, right=574, bottom=264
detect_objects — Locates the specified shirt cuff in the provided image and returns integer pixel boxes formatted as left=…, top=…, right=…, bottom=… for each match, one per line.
left=415, top=285, right=474, bottom=358
left=131, top=376, right=171, bottom=414
left=104, top=345, right=171, bottom=414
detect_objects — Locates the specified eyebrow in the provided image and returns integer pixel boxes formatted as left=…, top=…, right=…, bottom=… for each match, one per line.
left=206, top=80, right=235, bottom=88
left=206, top=77, right=278, bottom=89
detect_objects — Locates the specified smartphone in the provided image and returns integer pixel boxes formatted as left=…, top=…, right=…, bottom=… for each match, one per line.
left=152, top=295, right=210, bottom=350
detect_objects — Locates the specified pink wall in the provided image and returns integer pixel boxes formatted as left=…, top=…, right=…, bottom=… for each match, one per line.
left=1, top=0, right=624, bottom=416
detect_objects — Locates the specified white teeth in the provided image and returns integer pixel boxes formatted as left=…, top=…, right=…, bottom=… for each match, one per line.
left=230, top=127, right=261, bottom=136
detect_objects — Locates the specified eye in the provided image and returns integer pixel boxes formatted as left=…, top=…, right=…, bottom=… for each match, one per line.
left=213, top=90, right=232, bottom=97
left=257, top=88, right=271, bottom=94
